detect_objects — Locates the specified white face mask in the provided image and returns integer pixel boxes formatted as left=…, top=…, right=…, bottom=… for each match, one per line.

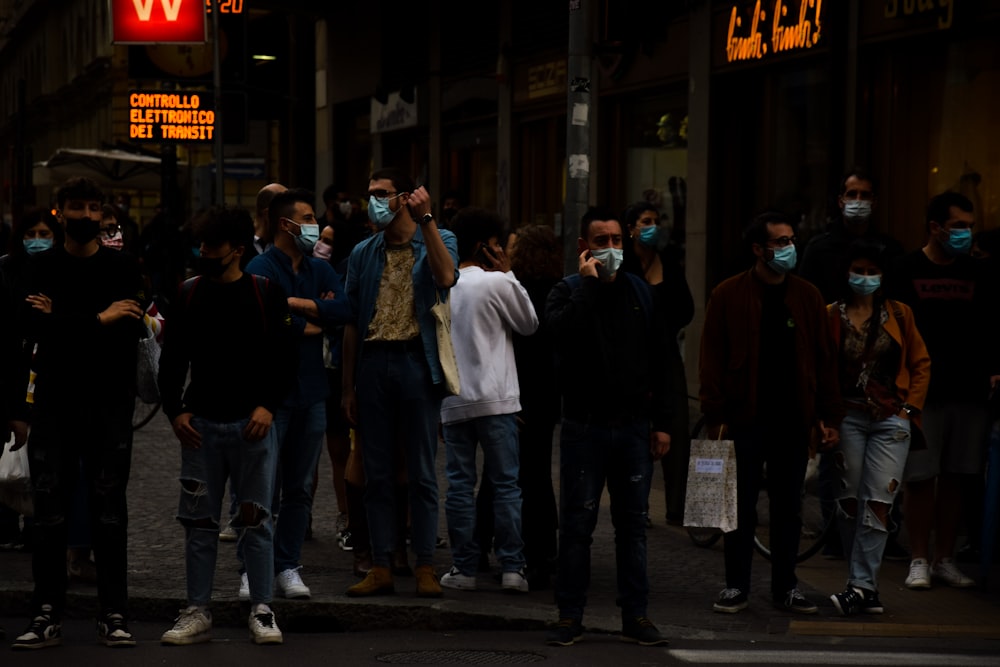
left=591, top=247, right=623, bottom=279
left=843, top=200, right=872, bottom=224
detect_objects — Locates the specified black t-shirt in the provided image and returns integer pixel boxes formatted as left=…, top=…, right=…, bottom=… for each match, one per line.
left=757, top=279, right=799, bottom=420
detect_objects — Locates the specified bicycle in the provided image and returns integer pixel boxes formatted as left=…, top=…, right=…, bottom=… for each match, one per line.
left=685, top=413, right=833, bottom=563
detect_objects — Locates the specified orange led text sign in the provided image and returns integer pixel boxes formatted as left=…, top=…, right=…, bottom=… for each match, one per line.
left=726, top=0, right=824, bottom=63
left=129, top=91, right=215, bottom=142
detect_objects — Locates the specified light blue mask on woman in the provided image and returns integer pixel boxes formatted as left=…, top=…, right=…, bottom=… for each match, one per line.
left=848, top=272, right=881, bottom=295
left=23, top=238, right=53, bottom=255
left=638, top=225, right=660, bottom=248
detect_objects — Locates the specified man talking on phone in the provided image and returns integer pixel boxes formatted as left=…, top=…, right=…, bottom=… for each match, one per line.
left=543, top=206, right=672, bottom=648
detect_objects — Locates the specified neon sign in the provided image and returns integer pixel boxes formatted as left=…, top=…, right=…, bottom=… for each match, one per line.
left=129, top=91, right=216, bottom=142
left=726, top=0, right=824, bottom=63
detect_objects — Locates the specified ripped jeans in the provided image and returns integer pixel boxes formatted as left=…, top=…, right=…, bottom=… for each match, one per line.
left=554, top=418, right=652, bottom=621
left=835, top=407, right=910, bottom=592
left=178, top=417, right=278, bottom=606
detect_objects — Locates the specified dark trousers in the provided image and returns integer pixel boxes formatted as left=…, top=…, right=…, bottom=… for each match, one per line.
left=723, top=425, right=809, bottom=598
left=27, top=400, right=133, bottom=619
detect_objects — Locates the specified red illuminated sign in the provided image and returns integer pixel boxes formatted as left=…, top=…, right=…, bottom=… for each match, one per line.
left=111, top=0, right=207, bottom=44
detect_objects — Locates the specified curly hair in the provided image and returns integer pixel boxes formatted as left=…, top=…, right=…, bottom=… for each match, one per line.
left=510, top=224, right=563, bottom=282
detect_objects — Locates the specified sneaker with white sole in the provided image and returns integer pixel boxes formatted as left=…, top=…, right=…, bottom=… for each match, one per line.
left=905, top=558, right=931, bottom=589
left=713, top=587, right=748, bottom=613
left=161, top=606, right=212, bottom=645
left=275, top=567, right=311, bottom=599
left=439, top=566, right=477, bottom=591
left=239, top=572, right=250, bottom=601
left=11, top=605, right=61, bottom=650
left=97, top=612, right=136, bottom=647
left=931, top=558, right=975, bottom=588
left=773, top=588, right=818, bottom=614
left=248, top=604, right=283, bottom=645
left=501, top=569, right=530, bottom=594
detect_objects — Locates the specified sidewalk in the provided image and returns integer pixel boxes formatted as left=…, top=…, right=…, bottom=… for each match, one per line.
left=2, top=412, right=1000, bottom=641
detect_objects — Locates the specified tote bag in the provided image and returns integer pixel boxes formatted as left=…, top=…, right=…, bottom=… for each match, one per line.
left=429, top=291, right=461, bottom=396
left=683, top=436, right=738, bottom=533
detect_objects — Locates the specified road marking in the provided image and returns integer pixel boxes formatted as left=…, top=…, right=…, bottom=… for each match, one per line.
left=669, top=650, right=998, bottom=665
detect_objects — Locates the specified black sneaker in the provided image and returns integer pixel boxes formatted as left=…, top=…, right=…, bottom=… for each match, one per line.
left=860, top=589, right=884, bottom=614
left=620, top=617, right=669, bottom=646
left=12, top=606, right=61, bottom=650
left=338, top=530, right=355, bottom=552
left=98, top=613, right=136, bottom=647
left=713, top=587, right=748, bottom=613
left=546, top=618, right=584, bottom=646
left=773, top=588, right=818, bottom=614
left=830, top=587, right=863, bottom=616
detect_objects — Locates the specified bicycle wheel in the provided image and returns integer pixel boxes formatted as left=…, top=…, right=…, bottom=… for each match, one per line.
left=132, top=397, right=161, bottom=431
left=753, top=456, right=832, bottom=563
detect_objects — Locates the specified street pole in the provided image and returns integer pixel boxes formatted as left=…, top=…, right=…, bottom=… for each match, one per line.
left=563, top=0, right=593, bottom=276
left=212, top=2, right=225, bottom=204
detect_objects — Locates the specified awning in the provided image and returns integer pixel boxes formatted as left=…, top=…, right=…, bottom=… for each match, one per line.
left=33, top=147, right=187, bottom=192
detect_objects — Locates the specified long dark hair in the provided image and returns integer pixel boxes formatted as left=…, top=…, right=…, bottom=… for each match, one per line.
left=843, top=238, right=888, bottom=355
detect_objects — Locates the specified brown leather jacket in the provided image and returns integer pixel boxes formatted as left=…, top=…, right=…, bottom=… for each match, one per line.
left=699, top=269, right=843, bottom=433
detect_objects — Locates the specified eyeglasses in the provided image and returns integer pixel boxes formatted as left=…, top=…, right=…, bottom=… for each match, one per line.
left=369, top=189, right=402, bottom=201
left=767, top=235, right=797, bottom=248
left=101, top=224, right=121, bottom=236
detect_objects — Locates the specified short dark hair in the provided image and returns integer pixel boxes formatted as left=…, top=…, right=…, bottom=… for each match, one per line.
left=449, top=207, right=504, bottom=262
left=194, top=206, right=254, bottom=251
left=742, top=210, right=796, bottom=248
left=580, top=206, right=620, bottom=240
left=844, top=237, right=888, bottom=272
left=56, top=176, right=103, bottom=208
left=926, top=191, right=973, bottom=230
left=623, top=201, right=660, bottom=230
left=9, top=206, right=62, bottom=257
left=370, top=168, right=415, bottom=197
left=268, top=188, right=315, bottom=236
left=840, top=167, right=877, bottom=195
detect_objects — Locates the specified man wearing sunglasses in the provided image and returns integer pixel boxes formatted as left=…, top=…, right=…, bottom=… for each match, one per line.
left=342, top=168, right=458, bottom=599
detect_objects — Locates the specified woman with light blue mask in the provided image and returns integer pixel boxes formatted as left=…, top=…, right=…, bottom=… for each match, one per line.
left=825, top=238, right=930, bottom=618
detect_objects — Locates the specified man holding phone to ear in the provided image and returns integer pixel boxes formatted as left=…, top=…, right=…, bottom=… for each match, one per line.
left=543, top=206, right=672, bottom=648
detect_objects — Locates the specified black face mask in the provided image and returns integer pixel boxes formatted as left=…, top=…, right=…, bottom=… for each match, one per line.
left=65, top=218, right=101, bottom=244
left=195, top=252, right=234, bottom=279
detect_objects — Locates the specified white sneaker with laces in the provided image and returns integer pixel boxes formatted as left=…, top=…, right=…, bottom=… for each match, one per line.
left=239, top=572, right=250, bottom=601
left=905, top=558, right=931, bottom=589
left=439, top=566, right=477, bottom=591
left=501, top=569, right=530, bottom=594
left=248, top=604, right=283, bottom=645
left=275, top=567, right=311, bottom=599
left=161, top=606, right=212, bottom=645
left=931, top=558, right=975, bottom=588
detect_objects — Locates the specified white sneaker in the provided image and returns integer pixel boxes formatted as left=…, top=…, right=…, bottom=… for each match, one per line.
left=439, top=566, right=477, bottom=591
left=931, top=558, right=975, bottom=588
left=501, top=569, right=530, bottom=594
left=335, top=513, right=348, bottom=540
left=161, top=606, right=212, bottom=645
left=275, top=567, right=311, bottom=599
left=239, top=572, right=250, bottom=601
left=905, top=558, right=931, bottom=589
left=248, top=604, right=283, bottom=645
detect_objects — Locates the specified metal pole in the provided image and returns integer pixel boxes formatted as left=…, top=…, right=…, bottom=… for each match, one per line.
left=563, top=0, right=593, bottom=276
left=212, top=3, right=225, bottom=204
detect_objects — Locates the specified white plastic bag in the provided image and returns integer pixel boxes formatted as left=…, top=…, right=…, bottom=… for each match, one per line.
left=0, top=434, right=33, bottom=517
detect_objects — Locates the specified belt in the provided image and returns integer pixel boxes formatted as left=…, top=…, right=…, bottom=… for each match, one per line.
left=364, top=338, right=423, bottom=353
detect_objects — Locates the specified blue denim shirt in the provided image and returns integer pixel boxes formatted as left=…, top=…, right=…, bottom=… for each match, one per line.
left=247, top=247, right=351, bottom=407
left=344, top=226, right=459, bottom=386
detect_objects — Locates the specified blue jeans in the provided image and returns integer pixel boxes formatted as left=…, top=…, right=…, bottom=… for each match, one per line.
left=835, top=407, right=909, bottom=592
left=180, top=417, right=278, bottom=606
left=357, top=341, right=441, bottom=567
left=272, top=400, right=327, bottom=573
left=443, top=414, right=524, bottom=574
left=555, top=418, right=653, bottom=621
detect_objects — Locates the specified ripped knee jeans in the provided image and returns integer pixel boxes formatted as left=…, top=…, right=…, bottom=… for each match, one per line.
left=835, top=407, right=910, bottom=591
left=177, top=416, right=278, bottom=605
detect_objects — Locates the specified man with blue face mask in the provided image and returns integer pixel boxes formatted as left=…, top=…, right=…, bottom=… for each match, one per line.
left=884, top=190, right=1000, bottom=591
left=800, top=169, right=904, bottom=304
left=543, top=207, right=672, bottom=647
left=342, top=168, right=458, bottom=599
left=700, top=211, right=842, bottom=617
left=245, top=188, right=352, bottom=601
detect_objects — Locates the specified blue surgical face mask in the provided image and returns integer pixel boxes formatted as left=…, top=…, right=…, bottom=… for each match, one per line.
left=944, top=228, right=972, bottom=256
left=286, top=219, right=319, bottom=255
left=591, top=247, right=623, bottom=279
left=638, top=225, right=660, bottom=248
left=23, top=237, right=53, bottom=255
left=848, top=272, right=881, bottom=295
left=368, top=196, right=399, bottom=230
left=766, top=244, right=797, bottom=274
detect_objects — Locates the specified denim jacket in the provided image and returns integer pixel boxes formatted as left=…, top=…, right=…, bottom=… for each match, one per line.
left=344, top=225, right=459, bottom=386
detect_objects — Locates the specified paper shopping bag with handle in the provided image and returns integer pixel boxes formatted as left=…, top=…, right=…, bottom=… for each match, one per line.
left=683, top=436, right=737, bottom=533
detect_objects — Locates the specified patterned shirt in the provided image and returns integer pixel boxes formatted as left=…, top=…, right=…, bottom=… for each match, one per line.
left=365, top=244, right=420, bottom=342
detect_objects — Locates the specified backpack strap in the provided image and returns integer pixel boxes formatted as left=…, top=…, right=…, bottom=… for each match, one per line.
left=180, top=276, right=202, bottom=310
left=250, top=274, right=269, bottom=330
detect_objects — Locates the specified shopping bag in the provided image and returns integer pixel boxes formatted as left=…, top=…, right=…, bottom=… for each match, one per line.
left=429, top=290, right=461, bottom=396
left=0, top=434, right=33, bottom=517
left=135, top=322, right=161, bottom=404
left=683, top=437, right=737, bottom=533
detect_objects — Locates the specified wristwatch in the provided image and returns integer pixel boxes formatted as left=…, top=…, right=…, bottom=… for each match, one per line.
left=420, top=213, right=434, bottom=226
